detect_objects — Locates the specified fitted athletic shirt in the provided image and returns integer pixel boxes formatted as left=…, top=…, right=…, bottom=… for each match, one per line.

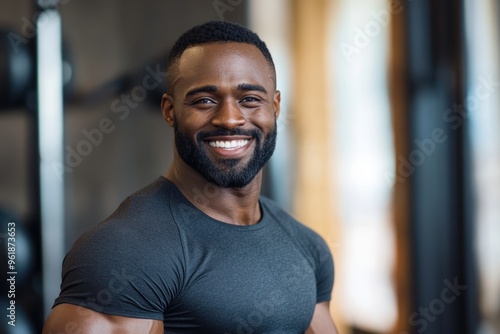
left=54, top=177, right=334, bottom=333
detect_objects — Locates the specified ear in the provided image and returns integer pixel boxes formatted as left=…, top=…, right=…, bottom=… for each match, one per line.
left=273, top=90, right=281, bottom=120
left=161, top=93, right=175, bottom=127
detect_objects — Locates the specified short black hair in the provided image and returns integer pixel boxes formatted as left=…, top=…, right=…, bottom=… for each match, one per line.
left=166, top=20, right=275, bottom=93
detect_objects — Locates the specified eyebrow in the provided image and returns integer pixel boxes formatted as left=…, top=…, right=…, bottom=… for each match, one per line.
left=185, top=85, right=218, bottom=97
left=237, top=83, right=267, bottom=94
left=185, top=83, right=268, bottom=98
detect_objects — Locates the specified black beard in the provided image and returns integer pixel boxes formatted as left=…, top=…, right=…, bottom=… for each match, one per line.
left=174, top=122, right=277, bottom=188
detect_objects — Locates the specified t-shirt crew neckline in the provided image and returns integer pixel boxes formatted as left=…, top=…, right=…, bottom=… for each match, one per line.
left=157, top=176, right=271, bottom=231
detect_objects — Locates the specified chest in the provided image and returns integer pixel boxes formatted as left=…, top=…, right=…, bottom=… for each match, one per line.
left=164, top=231, right=318, bottom=333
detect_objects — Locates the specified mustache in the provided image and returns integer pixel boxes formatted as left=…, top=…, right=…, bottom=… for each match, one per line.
left=197, top=128, right=262, bottom=142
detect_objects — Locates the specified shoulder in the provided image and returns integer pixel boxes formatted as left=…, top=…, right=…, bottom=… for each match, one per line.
left=55, top=177, right=188, bottom=317
left=71, top=177, right=182, bottom=256
left=260, top=196, right=329, bottom=249
left=66, top=177, right=189, bottom=269
left=260, top=195, right=334, bottom=277
left=105, top=176, right=176, bottom=223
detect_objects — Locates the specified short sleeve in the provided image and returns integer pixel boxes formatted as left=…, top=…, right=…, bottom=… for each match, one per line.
left=313, top=236, right=335, bottom=303
left=54, top=199, right=185, bottom=320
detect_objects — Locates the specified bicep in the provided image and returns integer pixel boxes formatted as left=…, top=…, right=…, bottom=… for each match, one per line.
left=306, top=301, right=338, bottom=334
left=43, top=303, right=163, bottom=334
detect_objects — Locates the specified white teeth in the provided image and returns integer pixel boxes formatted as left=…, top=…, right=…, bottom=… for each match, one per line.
left=208, top=140, right=249, bottom=149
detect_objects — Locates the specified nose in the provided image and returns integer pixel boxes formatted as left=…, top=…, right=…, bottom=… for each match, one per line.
left=211, top=99, right=246, bottom=129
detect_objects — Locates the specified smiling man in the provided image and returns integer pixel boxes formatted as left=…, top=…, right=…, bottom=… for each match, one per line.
left=43, top=21, right=338, bottom=334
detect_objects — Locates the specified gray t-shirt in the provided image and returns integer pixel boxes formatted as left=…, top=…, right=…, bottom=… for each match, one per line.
left=54, top=177, right=334, bottom=333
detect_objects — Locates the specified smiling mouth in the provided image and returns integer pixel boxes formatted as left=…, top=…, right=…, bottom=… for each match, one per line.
left=207, top=139, right=250, bottom=150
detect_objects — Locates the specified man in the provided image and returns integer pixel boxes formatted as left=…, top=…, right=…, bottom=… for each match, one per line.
left=43, top=21, right=338, bottom=334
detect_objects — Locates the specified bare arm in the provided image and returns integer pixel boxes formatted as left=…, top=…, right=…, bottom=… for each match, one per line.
left=42, top=304, right=163, bottom=334
left=306, top=301, right=339, bottom=334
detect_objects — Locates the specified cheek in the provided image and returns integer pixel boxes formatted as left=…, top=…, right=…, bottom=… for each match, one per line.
left=249, top=109, right=276, bottom=130
left=174, top=110, right=205, bottom=137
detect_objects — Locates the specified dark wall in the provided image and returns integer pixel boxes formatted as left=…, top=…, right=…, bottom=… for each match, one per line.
left=0, top=0, right=247, bottom=248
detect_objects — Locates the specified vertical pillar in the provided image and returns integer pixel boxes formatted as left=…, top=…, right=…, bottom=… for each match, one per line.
left=290, top=0, right=335, bottom=238
left=36, top=2, right=65, bottom=316
left=388, top=1, right=412, bottom=332
left=404, top=0, right=477, bottom=332
left=290, top=0, right=344, bottom=330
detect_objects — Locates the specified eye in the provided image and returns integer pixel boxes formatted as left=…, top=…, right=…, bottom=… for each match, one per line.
left=190, top=98, right=217, bottom=109
left=240, top=96, right=262, bottom=105
left=193, top=98, right=216, bottom=105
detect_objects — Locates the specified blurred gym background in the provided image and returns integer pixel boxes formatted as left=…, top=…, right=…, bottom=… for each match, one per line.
left=0, top=0, right=499, bottom=333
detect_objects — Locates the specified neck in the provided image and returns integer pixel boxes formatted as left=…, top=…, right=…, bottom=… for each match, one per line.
left=166, top=157, right=263, bottom=226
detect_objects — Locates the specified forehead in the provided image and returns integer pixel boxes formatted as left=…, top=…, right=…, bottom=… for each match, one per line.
left=173, top=42, right=275, bottom=93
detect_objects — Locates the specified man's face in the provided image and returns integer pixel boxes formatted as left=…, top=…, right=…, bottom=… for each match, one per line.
left=165, top=42, right=280, bottom=188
